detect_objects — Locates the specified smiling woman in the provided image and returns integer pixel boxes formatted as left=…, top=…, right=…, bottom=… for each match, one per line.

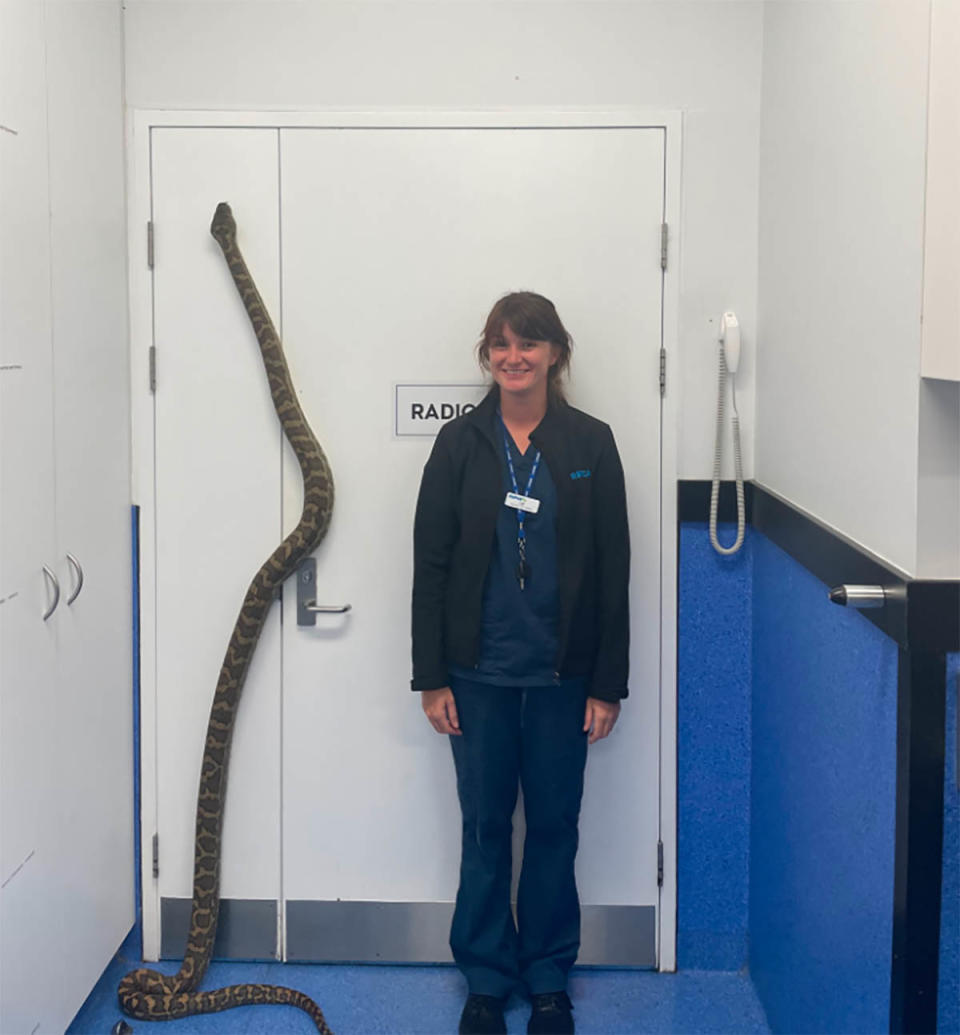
left=477, top=292, right=573, bottom=409
left=412, top=291, right=630, bottom=1035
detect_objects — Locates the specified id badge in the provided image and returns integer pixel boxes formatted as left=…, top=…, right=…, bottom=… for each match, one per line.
left=505, top=491, right=540, bottom=514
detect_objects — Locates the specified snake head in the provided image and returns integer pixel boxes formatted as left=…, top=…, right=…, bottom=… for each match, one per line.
left=210, top=202, right=236, bottom=249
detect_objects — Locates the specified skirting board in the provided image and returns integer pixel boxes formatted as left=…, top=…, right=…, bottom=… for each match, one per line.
left=287, top=901, right=656, bottom=967
left=161, top=897, right=278, bottom=959
left=161, top=898, right=656, bottom=967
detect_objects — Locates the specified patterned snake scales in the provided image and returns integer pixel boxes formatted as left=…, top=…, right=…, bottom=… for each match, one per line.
left=118, top=203, right=335, bottom=1033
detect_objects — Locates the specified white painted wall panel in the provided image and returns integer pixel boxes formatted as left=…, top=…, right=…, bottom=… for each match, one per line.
left=920, top=0, right=960, bottom=381
left=123, top=1, right=762, bottom=112
left=917, top=380, right=960, bottom=578
left=757, top=0, right=930, bottom=573
left=123, top=0, right=764, bottom=482
left=678, top=109, right=758, bottom=481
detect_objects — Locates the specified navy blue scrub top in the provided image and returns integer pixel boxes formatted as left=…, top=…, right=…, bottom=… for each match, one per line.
left=450, top=426, right=560, bottom=687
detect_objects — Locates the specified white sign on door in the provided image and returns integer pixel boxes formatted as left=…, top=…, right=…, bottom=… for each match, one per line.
left=394, top=383, right=488, bottom=436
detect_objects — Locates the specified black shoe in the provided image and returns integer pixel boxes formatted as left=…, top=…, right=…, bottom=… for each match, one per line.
left=459, top=993, right=507, bottom=1035
left=527, top=991, right=574, bottom=1035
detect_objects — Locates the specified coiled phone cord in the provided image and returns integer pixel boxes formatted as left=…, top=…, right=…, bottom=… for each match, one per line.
left=709, top=344, right=745, bottom=555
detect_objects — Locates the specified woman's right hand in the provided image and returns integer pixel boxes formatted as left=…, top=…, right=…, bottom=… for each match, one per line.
left=421, top=687, right=461, bottom=735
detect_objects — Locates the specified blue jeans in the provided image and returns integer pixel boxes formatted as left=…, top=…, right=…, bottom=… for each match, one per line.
left=448, top=674, right=589, bottom=998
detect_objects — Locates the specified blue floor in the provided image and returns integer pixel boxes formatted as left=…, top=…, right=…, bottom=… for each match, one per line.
left=68, top=929, right=770, bottom=1035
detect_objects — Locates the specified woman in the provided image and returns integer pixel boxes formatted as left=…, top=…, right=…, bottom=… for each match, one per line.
left=411, top=292, right=630, bottom=1035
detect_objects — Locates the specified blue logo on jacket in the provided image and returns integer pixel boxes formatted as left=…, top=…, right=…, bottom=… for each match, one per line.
left=570, top=469, right=591, bottom=480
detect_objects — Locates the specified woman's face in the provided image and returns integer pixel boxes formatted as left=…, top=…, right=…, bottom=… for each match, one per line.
left=488, top=323, right=559, bottom=401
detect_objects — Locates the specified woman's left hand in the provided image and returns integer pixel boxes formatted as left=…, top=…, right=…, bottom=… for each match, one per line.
left=583, top=697, right=621, bottom=744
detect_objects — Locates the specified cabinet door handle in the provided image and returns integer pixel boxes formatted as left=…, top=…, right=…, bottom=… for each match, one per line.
left=41, top=565, right=60, bottom=620
left=65, top=553, right=84, bottom=605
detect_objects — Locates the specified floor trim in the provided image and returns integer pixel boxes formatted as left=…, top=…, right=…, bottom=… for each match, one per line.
left=160, top=898, right=278, bottom=960
left=286, top=901, right=657, bottom=967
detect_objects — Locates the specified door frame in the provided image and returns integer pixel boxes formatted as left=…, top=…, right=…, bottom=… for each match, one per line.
left=127, top=108, right=681, bottom=970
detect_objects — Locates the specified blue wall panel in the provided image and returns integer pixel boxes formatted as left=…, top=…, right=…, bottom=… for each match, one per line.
left=940, top=652, right=959, bottom=1034
left=677, top=523, right=752, bottom=970
left=749, top=533, right=898, bottom=1034
left=132, top=505, right=142, bottom=941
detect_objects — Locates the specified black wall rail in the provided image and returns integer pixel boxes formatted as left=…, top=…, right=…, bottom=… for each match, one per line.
left=679, top=480, right=959, bottom=1035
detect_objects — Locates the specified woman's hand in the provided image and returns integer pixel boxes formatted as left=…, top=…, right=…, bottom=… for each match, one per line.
left=583, top=697, right=621, bottom=744
left=421, top=687, right=462, bottom=735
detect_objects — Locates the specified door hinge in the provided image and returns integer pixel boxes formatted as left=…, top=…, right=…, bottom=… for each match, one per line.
left=152, top=833, right=159, bottom=879
left=659, top=348, right=666, bottom=397
left=147, top=221, right=154, bottom=269
left=149, top=346, right=156, bottom=393
left=660, top=222, right=668, bottom=271
left=657, top=840, right=664, bottom=887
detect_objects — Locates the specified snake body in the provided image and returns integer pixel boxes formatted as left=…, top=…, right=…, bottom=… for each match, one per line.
left=118, top=203, right=334, bottom=1032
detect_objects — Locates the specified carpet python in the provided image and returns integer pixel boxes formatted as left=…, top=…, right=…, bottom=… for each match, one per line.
left=118, top=203, right=335, bottom=1033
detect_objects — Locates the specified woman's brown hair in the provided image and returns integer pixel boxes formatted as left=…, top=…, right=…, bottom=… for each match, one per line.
left=476, top=292, right=573, bottom=403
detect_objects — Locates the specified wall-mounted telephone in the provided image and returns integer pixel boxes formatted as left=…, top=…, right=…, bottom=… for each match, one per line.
left=709, top=311, right=746, bottom=555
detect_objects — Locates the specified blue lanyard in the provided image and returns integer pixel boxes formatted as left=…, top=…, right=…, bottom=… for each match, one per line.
left=500, top=418, right=541, bottom=544
left=500, top=417, right=541, bottom=591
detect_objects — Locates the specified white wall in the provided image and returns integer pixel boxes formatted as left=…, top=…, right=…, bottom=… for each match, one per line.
left=916, top=0, right=960, bottom=578
left=918, top=380, right=960, bottom=579
left=920, top=0, right=959, bottom=381
left=756, top=0, right=931, bottom=574
left=123, top=0, right=764, bottom=482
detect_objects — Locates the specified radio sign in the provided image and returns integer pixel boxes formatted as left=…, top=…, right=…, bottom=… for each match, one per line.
left=395, top=384, right=487, bottom=437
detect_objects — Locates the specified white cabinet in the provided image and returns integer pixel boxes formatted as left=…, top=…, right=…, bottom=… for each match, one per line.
left=0, top=3, right=134, bottom=1033
left=0, top=2, right=58, bottom=908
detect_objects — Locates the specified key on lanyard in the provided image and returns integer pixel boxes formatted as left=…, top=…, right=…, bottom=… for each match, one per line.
left=517, top=544, right=531, bottom=590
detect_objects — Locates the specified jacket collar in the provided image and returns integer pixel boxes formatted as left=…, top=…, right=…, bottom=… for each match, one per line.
left=464, top=385, right=569, bottom=456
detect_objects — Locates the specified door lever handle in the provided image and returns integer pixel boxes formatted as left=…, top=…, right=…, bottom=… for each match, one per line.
left=297, top=557, right=351, bottom=626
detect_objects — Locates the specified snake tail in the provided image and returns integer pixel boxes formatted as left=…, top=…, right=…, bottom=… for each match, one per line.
left=117, top=972, right=331, bottom=1031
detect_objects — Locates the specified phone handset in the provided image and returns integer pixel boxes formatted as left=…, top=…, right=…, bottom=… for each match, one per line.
left=709, top=312, right=746, bottom=555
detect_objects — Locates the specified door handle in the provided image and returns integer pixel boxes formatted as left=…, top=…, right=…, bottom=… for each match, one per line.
left=297, top=557, right=351, bottom=626
left=65, top=552, right=84, bottom=605
left=42, top=565, right=60, bottom=620
left=828, top=585, right=886, bottom=609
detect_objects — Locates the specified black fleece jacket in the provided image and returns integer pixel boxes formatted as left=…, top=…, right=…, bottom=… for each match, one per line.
left=411, top=389, right=630, bottom=702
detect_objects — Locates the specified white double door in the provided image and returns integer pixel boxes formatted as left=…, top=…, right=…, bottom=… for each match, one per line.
left=146, top=121, right=667, bottom=966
